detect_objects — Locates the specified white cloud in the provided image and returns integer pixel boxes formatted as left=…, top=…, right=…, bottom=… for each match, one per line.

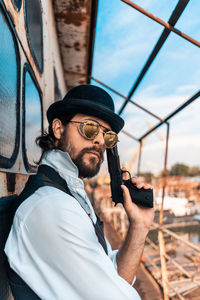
left=93, top=1, right=164, bottom=82
left=176, top=85, right=198, bottom=93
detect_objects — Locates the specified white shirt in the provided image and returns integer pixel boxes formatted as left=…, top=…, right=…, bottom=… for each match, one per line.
left=5, top=150, right=140, bottom=300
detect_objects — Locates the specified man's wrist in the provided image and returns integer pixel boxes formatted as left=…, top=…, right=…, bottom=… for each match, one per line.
left=128, top=221, right=150, bottom=237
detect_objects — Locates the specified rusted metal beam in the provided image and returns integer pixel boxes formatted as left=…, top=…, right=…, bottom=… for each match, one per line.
left=147, top=230, right=200, bottom=298
left=160, top=123, right=170, bottom=225
left=151, top=221, right=200, bottom=230
left=162, top=227, right=200, bottom=253
left=121, top=0, right=199, bottom=47
left=159, top=122, right=170, bottom=300
left=139, top=90, right=200, bottom=141
left=137, top=140, right=143, bottom=176
left=158, top=230, right=169, bottom=300
left=146, top=238, right=197, bottom=300
left=157, top=124, right=170, bottom=299
left=152, top=222, right=200, bottom=252
left=167, top=283, right=185, bottom=300
left=118, top=0, right=191, bottom=115
left=121, top=130, right=138, bottom=141
left=146, top=237, right=194, bottom=281
left=91, top=76, right=164, bottom=122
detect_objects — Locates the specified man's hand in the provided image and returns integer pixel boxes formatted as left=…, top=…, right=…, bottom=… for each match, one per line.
left=121, top=176, right=154, bottom=231
left=116, top=173, right=154, bottom=284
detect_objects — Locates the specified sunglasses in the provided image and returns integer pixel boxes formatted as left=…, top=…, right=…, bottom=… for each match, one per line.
left=69, top=120, right=119, bottom=148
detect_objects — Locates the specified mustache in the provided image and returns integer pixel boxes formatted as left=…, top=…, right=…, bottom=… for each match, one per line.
left=81, top=146, right=104, bottom=162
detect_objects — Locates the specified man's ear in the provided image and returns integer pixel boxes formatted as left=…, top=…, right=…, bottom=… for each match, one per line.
left=52, top=118, right=64, bottom=139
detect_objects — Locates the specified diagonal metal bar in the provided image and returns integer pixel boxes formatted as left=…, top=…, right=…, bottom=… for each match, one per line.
left=139, top=90, right=200, bottom=141
left=121, top=130, right=138, bottom=141
left=121, top=0, right=199, bottom=47
left=91, top=76, right=164, bottom=122
left=118, top=0, right=190, bottom=115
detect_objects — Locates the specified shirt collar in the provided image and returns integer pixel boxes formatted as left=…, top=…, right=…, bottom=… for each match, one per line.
left=40, top=149, right=96, bottom=222
left=40, top=149, right=80, bottom=179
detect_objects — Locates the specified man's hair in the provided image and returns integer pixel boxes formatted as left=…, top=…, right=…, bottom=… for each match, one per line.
left=36, top=114, right=75, bottom=161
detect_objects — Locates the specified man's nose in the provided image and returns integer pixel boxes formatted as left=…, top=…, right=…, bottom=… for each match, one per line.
left=93, top=131, right=105, bottom=148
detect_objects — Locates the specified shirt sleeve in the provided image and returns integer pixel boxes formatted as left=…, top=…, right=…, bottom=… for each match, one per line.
left=106, top=239, right=136, bottom=286
left=5, top=187, right=140, bottom=300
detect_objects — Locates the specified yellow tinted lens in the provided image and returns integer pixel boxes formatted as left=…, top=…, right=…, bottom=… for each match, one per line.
left=82, top=121, right=99, bottom=139
left=104, top=131, right=118, bottom=148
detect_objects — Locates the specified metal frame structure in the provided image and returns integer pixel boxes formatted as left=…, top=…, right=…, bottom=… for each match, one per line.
left=90, top=1, right=200, bottom=299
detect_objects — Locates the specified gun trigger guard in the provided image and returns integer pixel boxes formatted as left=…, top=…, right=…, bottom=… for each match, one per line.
left=120, top=169, right=131, bottom=180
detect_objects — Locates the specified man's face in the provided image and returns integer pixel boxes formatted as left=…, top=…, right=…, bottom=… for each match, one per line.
left=58, top=114, right=111, bottom=178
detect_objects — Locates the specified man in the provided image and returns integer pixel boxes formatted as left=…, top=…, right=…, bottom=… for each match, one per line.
left=5, top=85, right=154, bottom=299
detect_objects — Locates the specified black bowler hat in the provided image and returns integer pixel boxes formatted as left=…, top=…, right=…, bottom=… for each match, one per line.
left=47, top=84, right=124, bottom=133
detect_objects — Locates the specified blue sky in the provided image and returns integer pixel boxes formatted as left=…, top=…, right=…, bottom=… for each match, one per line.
left=92, top=0, right=200, bottom=174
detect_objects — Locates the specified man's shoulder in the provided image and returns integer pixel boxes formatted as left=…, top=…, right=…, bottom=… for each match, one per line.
left=15, top=186, right=81, bottom=222
left=13, top=186, right=94, bottom=240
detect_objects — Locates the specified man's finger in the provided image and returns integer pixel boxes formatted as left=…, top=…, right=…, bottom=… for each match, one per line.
left=121, top=185, right=132, bottom=208
left=130, top=177, right=137, bottom=184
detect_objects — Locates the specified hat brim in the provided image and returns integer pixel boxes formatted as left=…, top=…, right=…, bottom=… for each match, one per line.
left=47, top=99, right=124, bottom=133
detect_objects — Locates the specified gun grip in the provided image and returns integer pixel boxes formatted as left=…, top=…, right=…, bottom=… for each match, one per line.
left=123, top=179, right=153, bottom=208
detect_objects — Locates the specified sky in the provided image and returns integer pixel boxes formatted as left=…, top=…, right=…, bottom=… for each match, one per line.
left=91, top=0, right=200, bottom=175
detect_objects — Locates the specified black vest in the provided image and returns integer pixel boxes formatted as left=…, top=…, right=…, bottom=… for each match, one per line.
left=7, top=164, right=108, bottom=299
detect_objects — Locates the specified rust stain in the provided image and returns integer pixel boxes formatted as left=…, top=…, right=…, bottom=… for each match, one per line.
left=64, top=44, right=72, bottom=49
left=67, top=0, right=86, bottom=11
left=74, top=42, right=81, bottom=51
left=54, top=11, right=87, bottom=26
left=61, top=0, right=89, bottom=15
left=54, top=0, right=90, bottom=26
left=76, top=65, right=81, bottom=72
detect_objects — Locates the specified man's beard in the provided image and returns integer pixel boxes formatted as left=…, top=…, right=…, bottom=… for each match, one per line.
left=57, top=132, right=104, bottom=178
left=72, top=146, right=104, bottom=178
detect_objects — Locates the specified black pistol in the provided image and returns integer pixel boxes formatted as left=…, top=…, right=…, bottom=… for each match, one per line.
left=106, top=146, right=153, bottom=208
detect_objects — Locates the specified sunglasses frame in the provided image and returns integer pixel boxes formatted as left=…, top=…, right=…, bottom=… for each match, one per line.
left=69, top=120, right=119, bottom=148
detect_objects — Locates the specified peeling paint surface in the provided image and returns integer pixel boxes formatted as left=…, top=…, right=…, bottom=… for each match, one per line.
left=53, top=0, right=94, bottom=89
